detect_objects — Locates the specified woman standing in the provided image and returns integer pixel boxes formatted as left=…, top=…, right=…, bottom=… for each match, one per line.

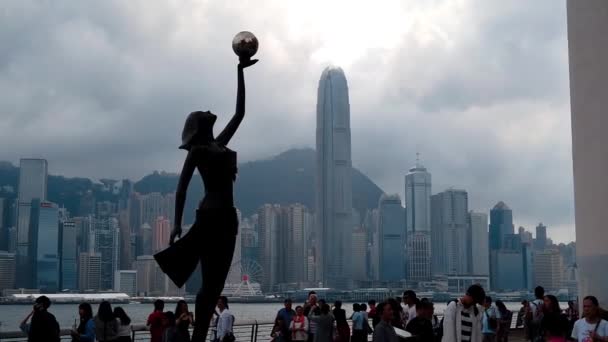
left=95, top=301, right=119, bottom=342
left=308, top=304, right=336, bottom=342
left=290, top=306, right=309, bottom=342
left=332, top=301, right=350, bottom=342
left=70, top=303, right=95, bottom=342
left=495, top=300, right=512, bottom=342
left=541, top=295, right=569, bottom=342
left=174, top=300, right=194, bottom=341
left=113, top=307, right=132, bottom=342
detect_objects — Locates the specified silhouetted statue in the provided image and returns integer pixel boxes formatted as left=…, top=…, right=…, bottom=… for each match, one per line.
left=155, top=31, right=258, bottom=341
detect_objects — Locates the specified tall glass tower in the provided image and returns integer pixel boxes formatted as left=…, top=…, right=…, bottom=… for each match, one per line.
left=315, top=66, right=353, bottom=289
left=16, top=158, right=48, bottom=288
left=405, top=159, right=432, bottom=281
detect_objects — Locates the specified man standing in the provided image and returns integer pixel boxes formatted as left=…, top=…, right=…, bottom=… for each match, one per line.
left=406, top=300, right=435, bottom=341
left=481, top=297, right=500, bottom=342
left=441, top=284, right=486, bottom=342
left=21, top=296, right=60, bottom=342
left=403, top=290, right=418, bottom=326
left=373, top=301, right=398, bottom=342
left=147, top=299, right=165, bottom=342
left=276, top=298, right=296, bottom=341
left=527, top=286, right=544, bottom=342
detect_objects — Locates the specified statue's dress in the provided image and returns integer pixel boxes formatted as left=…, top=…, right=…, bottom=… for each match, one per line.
left=154, top=145, right=238, bottom=341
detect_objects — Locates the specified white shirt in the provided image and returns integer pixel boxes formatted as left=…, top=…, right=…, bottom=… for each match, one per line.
left=217, top=309, right=234, bottom=339
left=406, top=304, right=417, bottom=326
left=571, top=318, right=608, bottom=342
left=116, top=323, right=131, bottom=337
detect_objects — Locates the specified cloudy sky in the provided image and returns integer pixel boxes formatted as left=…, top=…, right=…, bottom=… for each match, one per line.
left=0, top=1, right=574, bottom=242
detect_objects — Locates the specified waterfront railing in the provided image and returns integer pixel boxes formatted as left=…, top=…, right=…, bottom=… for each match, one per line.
left=0, top=315, right=522, bottom=341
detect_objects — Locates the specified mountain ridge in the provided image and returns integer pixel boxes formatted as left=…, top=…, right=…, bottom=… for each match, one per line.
left=0, top=148, right=385, bottom=221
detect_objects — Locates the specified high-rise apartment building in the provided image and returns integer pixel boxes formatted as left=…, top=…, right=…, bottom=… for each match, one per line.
left=153, top=217, right=171, bottom=254
left=377, top=194, right=405, bottom=281
left=315, top=66, right=353, bottom=289
left=405, top=160, right=432, bottom=281
left=430, top=189, right=469, bottom=275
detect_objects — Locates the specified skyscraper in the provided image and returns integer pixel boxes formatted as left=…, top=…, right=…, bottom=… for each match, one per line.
left=405, top=159, right=432, bottom=281
left=351, top=227, right=368, bottom=281
left=489, top=202, right=514, bottom=250
left=95, top=217, right=120, bottom=290
left=16, top=158, right=48, bottom=288
left=377, top=194, right=406, bottom=281
left=79, top=252, right=101, bottom=291
left=568, top=0, right=608, bottom=306
left=30, top=200, right=59, bottom=292
left=315, top=66, right=353, bottom=289
left=258, top=204, right=280, bottom=292
left=0, top=251, right=16, bottom=291
left=60, top=220, right=78, bottom=290
left=18, top=159, right=48, bottom=203
left=468, top=212, right=489, bottom=276
left=286, top=204, right=307, bottom=284
left=430, top=189, right=469, bottom=275
left=535, top=223, right=547, bottom=250
left=0, top=198, right=9, bottom=251
left=534, top=249, right=563, bottom=291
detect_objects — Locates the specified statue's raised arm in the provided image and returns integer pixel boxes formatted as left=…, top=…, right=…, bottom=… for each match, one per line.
left=216, top=58, right=258, bottom=146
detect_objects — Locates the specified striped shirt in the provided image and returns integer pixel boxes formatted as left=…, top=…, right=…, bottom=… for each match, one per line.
left=461, top=308, right=474, bottom=342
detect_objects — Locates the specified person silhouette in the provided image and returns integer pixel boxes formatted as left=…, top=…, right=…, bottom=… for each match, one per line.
left=154, top=56, right=257, bottom=341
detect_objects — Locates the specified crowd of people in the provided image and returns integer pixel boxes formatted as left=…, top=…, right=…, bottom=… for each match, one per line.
left=270, top=286, right=608, bottom=342
left=18, top=296, right=235, bottom=342
left=515, top=286, right=608, bottom=342
left=15, top=286, right=608, bottom=342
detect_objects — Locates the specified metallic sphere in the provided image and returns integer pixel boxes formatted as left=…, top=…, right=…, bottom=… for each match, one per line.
left=232, top=31, right=258, bottom=59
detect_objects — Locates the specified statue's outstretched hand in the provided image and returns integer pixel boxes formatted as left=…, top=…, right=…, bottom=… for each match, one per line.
left=170, top=225, right=182, bottom=245
left=239, top=59, right=258, bottom=68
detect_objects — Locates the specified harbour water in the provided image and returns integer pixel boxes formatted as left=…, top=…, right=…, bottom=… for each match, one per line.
left=0, top=302, right=525, bottom=332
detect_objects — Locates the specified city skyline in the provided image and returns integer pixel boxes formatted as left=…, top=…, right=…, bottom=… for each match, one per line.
left=0, top=1, right=574, bottom=243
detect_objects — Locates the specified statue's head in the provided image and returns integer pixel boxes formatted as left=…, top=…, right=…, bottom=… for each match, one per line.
left=179, top=111, right=217, bottom=150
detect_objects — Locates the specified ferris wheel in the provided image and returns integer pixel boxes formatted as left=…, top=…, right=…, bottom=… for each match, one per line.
left=227, top=258, right=264, bottom=296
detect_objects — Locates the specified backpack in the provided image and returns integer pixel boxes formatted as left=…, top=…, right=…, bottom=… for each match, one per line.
left=530, top=300, right=543, bottom=324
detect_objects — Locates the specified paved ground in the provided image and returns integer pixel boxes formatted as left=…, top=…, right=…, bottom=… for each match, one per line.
left=503, top=329, right=527, bottom=341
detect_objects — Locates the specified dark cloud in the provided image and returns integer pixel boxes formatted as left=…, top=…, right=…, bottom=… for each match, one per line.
left=0, top=0, right=574, bottom=242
